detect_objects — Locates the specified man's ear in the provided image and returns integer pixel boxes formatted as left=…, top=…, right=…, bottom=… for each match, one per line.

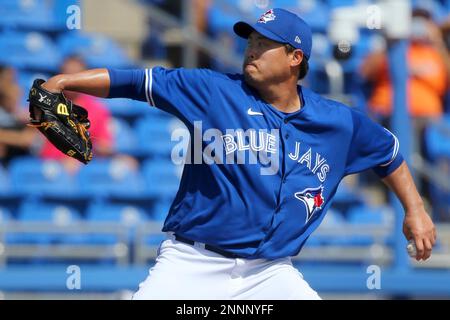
left=291, top=50, right=304, bottom=68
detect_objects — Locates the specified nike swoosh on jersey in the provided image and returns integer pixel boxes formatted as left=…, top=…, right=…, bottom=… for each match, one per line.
left=247, top=108, right=263, bottom=116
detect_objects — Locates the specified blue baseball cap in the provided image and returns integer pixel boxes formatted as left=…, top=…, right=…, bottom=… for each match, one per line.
left=233, top=8, right=312, bottom=60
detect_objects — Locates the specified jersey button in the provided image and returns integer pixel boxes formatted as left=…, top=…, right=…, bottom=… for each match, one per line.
left=284, top=119, right=289, bottom=124
left=275, top=206, right=281, bottom=213
left=283, top=177, right=287, bottom=184
left=285, top=133, right=289, bottom=139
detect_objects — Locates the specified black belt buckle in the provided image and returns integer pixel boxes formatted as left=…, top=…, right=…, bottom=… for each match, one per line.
left=174, top=234, right=239, bottom=259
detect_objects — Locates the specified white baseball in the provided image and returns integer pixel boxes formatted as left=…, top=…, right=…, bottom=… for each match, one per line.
left=406, top=240, right=417, bottom=257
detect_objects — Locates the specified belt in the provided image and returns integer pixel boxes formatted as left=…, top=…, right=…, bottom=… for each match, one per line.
left=174, top=234, right=241, bottom=259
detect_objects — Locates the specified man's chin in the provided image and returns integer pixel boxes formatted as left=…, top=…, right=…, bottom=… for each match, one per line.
left=243, top=71, right=259, bottom=88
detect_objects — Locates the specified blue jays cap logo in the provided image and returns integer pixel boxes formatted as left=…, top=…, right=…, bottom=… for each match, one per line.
left=294, top=186, right=325, bottom=222
left=258, top=9, right=276, bottom=24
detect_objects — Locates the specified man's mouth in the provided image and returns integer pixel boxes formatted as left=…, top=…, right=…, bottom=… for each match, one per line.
left=245, top=62, right=257, bottom=69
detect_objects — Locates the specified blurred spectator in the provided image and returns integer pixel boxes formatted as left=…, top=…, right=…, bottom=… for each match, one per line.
left=360, top=8, right=449, bottom=158
left=194, top=0, right=210, bottom=34
left=361, top=9, right=448, bottom=121
left=432, top=16, right=450, bottom=114
left=40, top=56, right=114, bottom=173
left=0, top=65, right=38, bottom=166
left=360, top=8, right=450, bottom=204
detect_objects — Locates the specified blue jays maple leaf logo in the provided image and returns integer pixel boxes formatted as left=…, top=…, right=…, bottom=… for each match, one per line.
left=294, top=186, right=325, bottom=223
left=258, top=9, right=276, bottom=24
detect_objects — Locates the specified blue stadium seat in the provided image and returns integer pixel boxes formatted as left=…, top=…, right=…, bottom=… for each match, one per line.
left=325, top=0, right=357, bottom=9
left=16, top=71, right=51, bottom=108
left=425, top=115, right=450, bottom=161
left=8, top=201, right=82, bottom=244
left=345, top=205, right=394, bottom=245
left=0, top=206, right=12, bottom=223
left=87, top=203, right=149, bottom=224
left=0, top=164, right=10, bottom=195
left=85, top=202, right=149, bottom=244
left=307, top=209, right=345, bottom=246
left=0, top=165, right=21, bottom=212
left=142, top=160, right=182, bottom=199
left=105, top=99, right=150, bottom=119
left=322, top=208, right=346, bottom=226
left=57, top=32, right=133, bottom=69
left=9, top=157, right=76, bottom=197
left=332, top=182, right=366, bottom=214
left=76, top=158, right=146, bottom=197
left=151, top=199, right=172, bottom=221
left=275, top=0, right=330, bottom=32
left=110, top=117, right=139, bottom=155
left=17, top=71, right=51, bottom=95
left=424, top=112, right=450, bottom=218
left=0, top=0, right=59, bottom=31
left=135, top=116, right=186, bottom=157
left=207, top=1, right=241, bottom=36
left=17, top=201, right=81, bottom=223
left=347, top=205, right=393, bottom=225
left=0, top=31, right=62, bottom=72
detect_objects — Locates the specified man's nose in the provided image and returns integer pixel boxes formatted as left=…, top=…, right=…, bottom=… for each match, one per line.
left=246, top=47, right=256, bottom=60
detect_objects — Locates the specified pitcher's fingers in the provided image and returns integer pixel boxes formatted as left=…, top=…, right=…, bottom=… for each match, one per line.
left=414, top=238, right=425, bottom=261
left=422, top=238, right=433, bottom=261
left=430, top=230, right=437, bottom=246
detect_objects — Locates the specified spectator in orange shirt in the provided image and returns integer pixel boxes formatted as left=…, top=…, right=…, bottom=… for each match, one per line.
left=361, top=9, right=448, bottom=121
left=360, top=9, right=449, bottom=164
left=40, top=56, right=114, bottom=172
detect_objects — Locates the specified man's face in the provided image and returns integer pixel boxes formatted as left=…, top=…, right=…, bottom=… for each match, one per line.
left=243, top=31, right=294, bottom=87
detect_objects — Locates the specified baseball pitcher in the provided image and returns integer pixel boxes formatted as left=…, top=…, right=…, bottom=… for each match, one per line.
left=29, top=8, right=436, bottom=299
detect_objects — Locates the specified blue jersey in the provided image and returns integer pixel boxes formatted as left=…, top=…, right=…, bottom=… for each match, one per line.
left=108, top=67, right=403, bottom=260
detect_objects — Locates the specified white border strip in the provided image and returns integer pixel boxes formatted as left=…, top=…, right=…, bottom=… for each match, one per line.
left=144, top=68, right=150, bottom=105
left=145, top=68, right=156, bottom=107
left=380, top=128, right=400, bottom=167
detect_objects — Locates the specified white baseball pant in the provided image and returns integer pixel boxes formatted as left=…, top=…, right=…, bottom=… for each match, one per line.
left=132, top=234, right=321, bottom=300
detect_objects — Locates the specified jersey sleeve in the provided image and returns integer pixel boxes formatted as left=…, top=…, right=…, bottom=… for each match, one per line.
left=144, top=67, right=213, bottom=124
left=345, top=109, right=404, bottom=178
left=107, top=67, right=213, bottom=125
left=107, top=69, right=147, bottom=101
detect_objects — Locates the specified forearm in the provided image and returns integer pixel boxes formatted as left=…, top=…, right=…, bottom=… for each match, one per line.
left=42, top=68, right=110, bottom=98
left=381, top=161, right=424, bottom=212
left=383, top=161, right=436, bottom=261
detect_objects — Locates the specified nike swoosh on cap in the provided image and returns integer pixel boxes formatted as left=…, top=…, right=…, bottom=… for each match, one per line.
left=247, top=108, right=263, bottom=116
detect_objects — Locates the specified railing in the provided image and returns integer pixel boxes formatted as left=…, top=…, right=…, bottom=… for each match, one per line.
left=1, top=221, right=449, bottom=268
left=0, top=221, right=161, bottom=266
left=145, top=2, right=242, bottom=70
left=411, top=153, right=450, bottom=193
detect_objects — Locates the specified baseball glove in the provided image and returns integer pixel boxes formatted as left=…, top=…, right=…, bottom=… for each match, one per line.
left=28, top=79, right=93, bottom=164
